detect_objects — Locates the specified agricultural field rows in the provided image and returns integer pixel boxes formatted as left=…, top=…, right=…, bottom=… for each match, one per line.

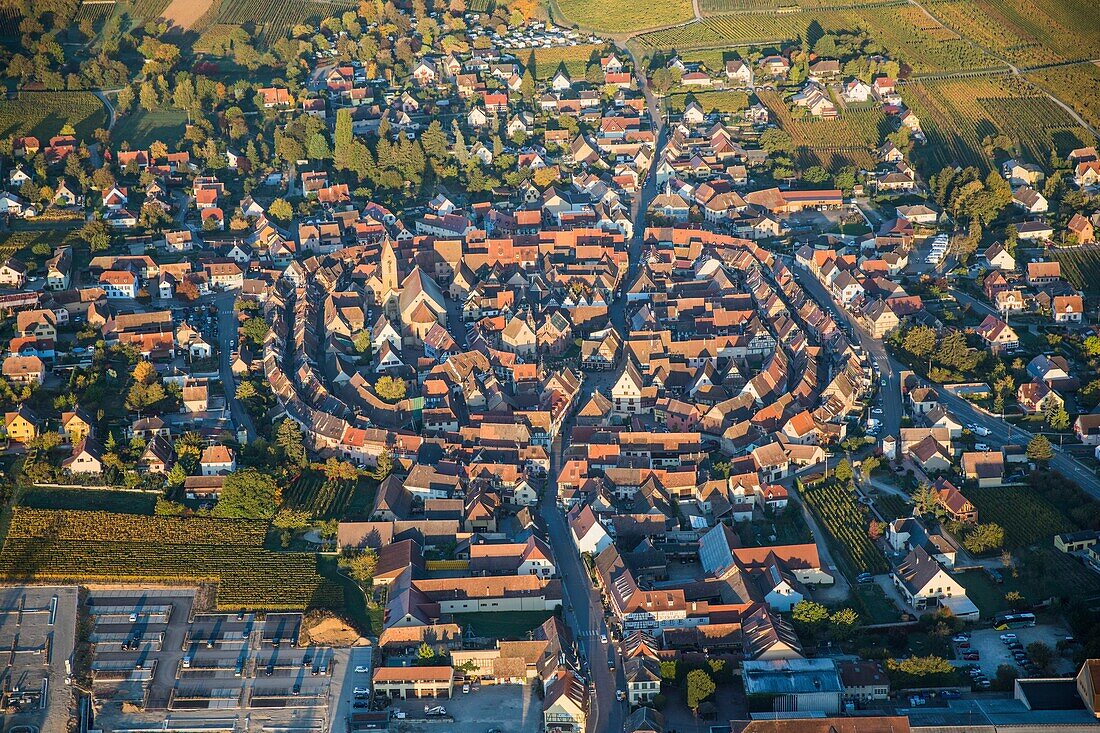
left=284, top=473, right=360, bottom=519
left=962, top=488, right=1076, bottom=550
left=528, top=44, right=607, bottom=81
left=928, top=0, right=1066, bottom=68
left=0, top=92, right=108, bottom=142
left=552, top=0, right=694, bottom=34
left=799, top=480, right=890, bottom=575
left=900, top=76, right=1089, bottom=173
left=1026, top=63, right=1100, bottom=135
left=0, top=509, right=341, bottom=610
left=1053, top=247, right=1100, bottom=292
left=757, top=90, right=881, bottom=169
left=215, top=0, right=356, bottom=47
left=873, top=493, right=911, bottom=522
left=636, top=4, right=1000, bottom=76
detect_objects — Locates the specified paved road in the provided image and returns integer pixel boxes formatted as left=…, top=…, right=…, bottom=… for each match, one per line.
left=794, top=261, right=1100, bottom=501
left=214, top=290, right=257, bottom=442
left=533, top=48, right=668, bottom=733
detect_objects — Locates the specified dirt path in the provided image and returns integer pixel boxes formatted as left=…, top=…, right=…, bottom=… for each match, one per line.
left=161, top=0, right=213, bottom=30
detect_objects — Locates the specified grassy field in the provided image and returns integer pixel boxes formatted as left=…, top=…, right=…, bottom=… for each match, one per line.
left=666, top=90, right=750, bottom=115
left=453, top=610, right=555, bottom=639
left=757, top=90, right=883, bottom=170
left=962, top=487, right=1077, bottom=550
left=0, top=92, right=107, bottom=141
left=854, top=583, right=903, bottom=624
left=552, top=0, right=694, bottom=34
left=1053, top=247, right=1100, bottom=292
left=955, top=548, right=1100, bottom=617
left=18, top=488, right=157, bottom=515
left=112, top=109, right=188, bottom=148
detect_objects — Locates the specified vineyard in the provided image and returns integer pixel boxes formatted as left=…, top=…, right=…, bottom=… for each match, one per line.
left=1026, top=63, right=1100, bottom=134
left=214, top=0, right=357, bottom=47
left=929, top=0, right=1100, bottom=68
left=284, top=472, right=360, bottom=519
left=873, top=493, right=911, bottom=521
left=0, top=509, right=342, bottom=611
left=528, top=44, right=607, bottom=81
left=962, top=488, right=1076, bottom=549
left=799, top=480, right=890, bottom=576
left=901, top=76, right=1091, bottom=173
left=757, top=90, right=882, bottom=169
left=636, top=4, right=999, bottom=76
left=0, top=92, right=108, bottom=141
left=667, top=90, right=750, bottom=115
left=1052, top=247, right=1100, bottom=293
left=74, top=1, right=116, bottom=27
left=0, top=228, right=81, bottom=264
left=552, top=0, right=694, bottom=34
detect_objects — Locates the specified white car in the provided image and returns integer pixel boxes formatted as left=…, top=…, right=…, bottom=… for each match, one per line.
left=1000, top=633, right=1017, bottom=642
left=353, top=687, right=369, bottom=695
left=354, top=666, right=369, bottom=673
left=600, top=633, right=608, bottom=644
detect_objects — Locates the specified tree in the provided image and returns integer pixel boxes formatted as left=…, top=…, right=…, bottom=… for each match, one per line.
left=240, top=317, right=270, bottom=347
left=913, top=483, right=938, bottom=515
left=275, top=418, right=308, bottom=467
left=963, top=523, right=1005, bottom=554
left=1027, top=434, right=1053, bottom=462
left=167, top=462, right=187, bottom=487
left=415, top=641, right=438, bottom=664
left=860, top=455, right=881, bottom=476
left=375, top=375, right=406, bottom=402
left=685, top=668, right=715, bottom=712
left=829, top=608, right=860, bottom=640
left=833, top=459, right=853, bottom=484
left=132, top=360, right=157, bottom=385
left=268, top=198, right=293, bottom=222
left=791, top=600, right=829, bottom=631
left=370, top=448, right=393, bottom=481
left=353, top=331, right=371, bottom=354
left=213, top=469, right=280, bottom=519
left=340, top=547, right=378, bottom=584
left=1048, top=405, right=1070, bottom=431
left=80, top=216, right=111, bottom=252
left=272, top=508, right=311, bottom=530
left=902, top=326, right=937, bottom=367
left=236, top=381, right=258, bottom=400
left=1026, top=641, right=1054, bottom=671
left=869, top=519, right=885, bottom=540
left=324, top=457, right=360, bottom=481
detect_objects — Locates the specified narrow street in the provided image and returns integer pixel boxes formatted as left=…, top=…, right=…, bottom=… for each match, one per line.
left=532, top=49, right=668, bottom=733
left=214, top=290, right=257, bottom=442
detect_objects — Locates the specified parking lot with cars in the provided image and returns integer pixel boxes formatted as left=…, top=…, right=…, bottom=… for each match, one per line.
left=87, top=590, right=335, bottom=732
left=952, top=624, right=1075, bottom=683
left=382, top=682, right=543, bottom=733
left=0, top=586, right=77, bottom=733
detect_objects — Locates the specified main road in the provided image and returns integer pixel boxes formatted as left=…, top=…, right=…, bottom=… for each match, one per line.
left=534, top=47, right=668, bottom=733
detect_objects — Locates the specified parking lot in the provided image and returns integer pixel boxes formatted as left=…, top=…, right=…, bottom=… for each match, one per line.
left=952, top=623, right=1076, bottom=680
left=0, top=586, right=77, bottom=733
left=87, top=590, right=335, bottom=732
left=385, top=682, right=543, bottom=733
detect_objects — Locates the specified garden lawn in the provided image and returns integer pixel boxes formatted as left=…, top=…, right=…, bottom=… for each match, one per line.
left=854, top=583, right=902, bottom=625
left=18, top=488, right=157, bottom=515
left=453, top=611, right=554, bottom=639
left=113, top=109, right=189, bottom=149
left=553, top=0, right=694, bottom=34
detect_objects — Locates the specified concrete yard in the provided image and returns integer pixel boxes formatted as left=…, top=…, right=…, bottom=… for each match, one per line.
left=387, top=682, right=543, bottom=733
left=0, top=585, right=78, bottom=733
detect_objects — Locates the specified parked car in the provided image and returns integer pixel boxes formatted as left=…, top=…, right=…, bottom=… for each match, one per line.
left=957, top=642, right=971, bottom=649
left=354, top=666, right=369, bottom=673
left=353, top=687, right=369, bottom=695
left=963, top=652, right=980, bottom=661
left=1000, top=633, right=1017, bottom=642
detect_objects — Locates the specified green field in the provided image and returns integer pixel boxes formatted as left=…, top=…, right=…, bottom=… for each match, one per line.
left=18, top=488, right=157, bottom=515
left=0, top=92, right=108, bottom=141
left=667, top=90, right=750, bottom=115
left=799, top=479, right=890, bottom=576
left=962, top=487, right=1077, bottom=550
left=112, top=109, right=189, bottom=148
left=0, top=509, right=341, bottom=611
left=1027, top=63, right=1100, bottom=134
left=453, top=610, right=555, bottom=639
left=955, top=547, right=1100, bottom=617
left=551, top=0, right=694, bottom=34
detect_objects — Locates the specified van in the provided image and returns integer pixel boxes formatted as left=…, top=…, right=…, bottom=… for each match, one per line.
left=974, top=443, right=989, bottom=451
